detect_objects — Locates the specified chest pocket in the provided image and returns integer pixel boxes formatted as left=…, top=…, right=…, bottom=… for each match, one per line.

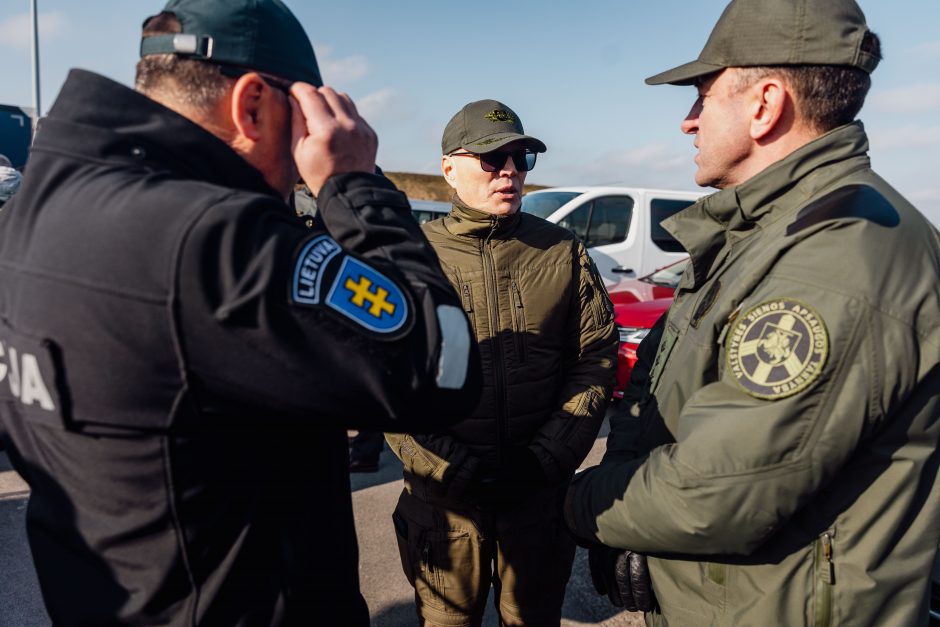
left=459, top=281, right=476, bottom=337
left=0, top=319, right=68, bottom=430
left=509, top=280, right=527, bottom=362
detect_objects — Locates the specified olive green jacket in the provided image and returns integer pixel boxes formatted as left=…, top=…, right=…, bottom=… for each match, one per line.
left=387, top=201, right=617, bottom=501
left=565, top=122, right=940, bottom=626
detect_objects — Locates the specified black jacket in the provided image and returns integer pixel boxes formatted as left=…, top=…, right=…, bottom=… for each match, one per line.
left=0, top=70, right=479, bottom=626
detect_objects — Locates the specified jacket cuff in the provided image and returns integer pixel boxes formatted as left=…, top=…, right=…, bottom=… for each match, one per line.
left=563, top=474, right=600, bottom=545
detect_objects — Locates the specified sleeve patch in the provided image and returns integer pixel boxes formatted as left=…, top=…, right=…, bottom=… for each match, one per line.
left=325, top=257, right=410, bottom=334
left=725, top=298, right=828, bottom=400
left=291, top=235, right=343, bottom=305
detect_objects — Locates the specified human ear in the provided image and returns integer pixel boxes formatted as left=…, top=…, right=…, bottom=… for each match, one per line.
left=750, top=78, right=786, bottom=141
left=230, top=73, right=267, bottom=142
left=442, top=155, right=458, bottom=190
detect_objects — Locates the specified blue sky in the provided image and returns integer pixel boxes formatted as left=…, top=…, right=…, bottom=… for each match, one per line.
left=1, top=0, right=937, bottom=224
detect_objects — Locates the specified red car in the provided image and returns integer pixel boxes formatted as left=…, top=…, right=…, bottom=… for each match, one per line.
left=608, top=259, right=688, bottom=400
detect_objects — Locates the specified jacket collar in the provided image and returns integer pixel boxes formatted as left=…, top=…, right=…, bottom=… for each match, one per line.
left=33, top=69, right=279, bottom=198
left=443, top=194, right=522, bottom=239
left=664, top=121, right=871, bottom=288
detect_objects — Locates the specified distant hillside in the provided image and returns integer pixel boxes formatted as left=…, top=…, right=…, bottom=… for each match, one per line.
left=385, top=171, right=548, bottom=202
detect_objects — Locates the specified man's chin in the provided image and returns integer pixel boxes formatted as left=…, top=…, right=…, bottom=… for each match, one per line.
left=491, top=203, right=520, bottom=216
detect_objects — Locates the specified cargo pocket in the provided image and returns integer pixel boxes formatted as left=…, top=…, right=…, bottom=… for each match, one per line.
left=392, top=510, right=417, bottom=588
left=392, top=508, right=449, bottom=612
left=393, top=501, right=483, bottom=616
left=422, top=528, right=480, bottom=615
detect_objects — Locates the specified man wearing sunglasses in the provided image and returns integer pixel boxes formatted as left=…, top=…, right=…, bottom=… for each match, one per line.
left=0, top=1, right=482, bottom=625
left=386, top=99, right=618, bottom=626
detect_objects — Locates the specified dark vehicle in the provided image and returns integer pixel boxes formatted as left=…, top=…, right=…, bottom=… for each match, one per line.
left=410, top=199, right=450, bottom=225
left=0, top=105, right=33, bottom=169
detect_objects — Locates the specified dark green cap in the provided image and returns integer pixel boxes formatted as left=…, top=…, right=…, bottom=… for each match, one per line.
left=441, top=99, right=547, bottom=155
left=646, top=0, right=880, bottom=86
left=140, top=0, right=322, bottom=86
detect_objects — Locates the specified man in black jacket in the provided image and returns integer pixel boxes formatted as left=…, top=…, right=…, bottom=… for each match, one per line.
left=0, top=1, right=479, bottom=625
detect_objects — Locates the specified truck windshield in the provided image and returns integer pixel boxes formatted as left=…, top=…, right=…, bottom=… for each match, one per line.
left=521, top=191, right=582, bottom=219
left=642, top=259, right=689, bottom=288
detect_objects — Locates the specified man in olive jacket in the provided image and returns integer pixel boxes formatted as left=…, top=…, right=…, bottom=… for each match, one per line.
left=387, top=99, right=618, bottom=626
left=565, top=1, right=940, bottom=626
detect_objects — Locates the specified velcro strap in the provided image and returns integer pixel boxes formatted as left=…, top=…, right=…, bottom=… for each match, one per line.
left=140, top=34, right=213, bottom=59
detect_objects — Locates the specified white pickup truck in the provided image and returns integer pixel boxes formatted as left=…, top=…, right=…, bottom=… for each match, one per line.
left=521, top=186, right=705, bottom=288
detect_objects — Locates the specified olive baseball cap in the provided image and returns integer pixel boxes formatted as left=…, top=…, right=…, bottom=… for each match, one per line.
left=442, top=99, right=547, bottom=155
left=645, top=0, right=880, bottom=86
left=140, top=0, right=322, bottom=86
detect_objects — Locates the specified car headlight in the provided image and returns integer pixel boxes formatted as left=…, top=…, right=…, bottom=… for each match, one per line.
left=618, top=326, right=651, bottom=344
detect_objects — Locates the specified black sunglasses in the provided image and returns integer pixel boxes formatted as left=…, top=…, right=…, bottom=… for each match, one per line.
left=450, top=149, right=537, bottom=173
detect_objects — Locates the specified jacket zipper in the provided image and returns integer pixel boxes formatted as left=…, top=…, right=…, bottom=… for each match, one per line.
left=482, top=218, right=508, bottom=467
left=815, top=531, right=834, bottom=627
left=510, top=280, right=527, bottom=361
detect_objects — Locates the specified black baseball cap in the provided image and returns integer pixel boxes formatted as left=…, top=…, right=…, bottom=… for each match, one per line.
left=140, top=0, right=322, bottom=86
left=646, top=0, right=880, bottom=86
left=442, top=100, right=547, bottom=155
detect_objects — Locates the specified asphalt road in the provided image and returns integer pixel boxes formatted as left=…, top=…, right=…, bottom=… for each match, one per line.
left=0, top=419, right=641, bottom=627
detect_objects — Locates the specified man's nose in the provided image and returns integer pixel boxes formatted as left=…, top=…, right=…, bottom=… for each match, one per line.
left=499, top=154, right=519, bottom=175
left=681, top=99, right=702, bottom=135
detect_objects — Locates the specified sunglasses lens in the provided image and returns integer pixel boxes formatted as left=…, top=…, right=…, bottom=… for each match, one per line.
left=522, top=151, right=537, bottom=172
left=478, top=150, right=537, bottom=172
left=479, top=152, right=501, bottom=172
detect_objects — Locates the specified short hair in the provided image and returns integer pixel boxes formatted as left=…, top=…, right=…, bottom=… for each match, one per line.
left=733, top=32, right=882, bottom=133
left=0, top=154, right=11, bottom=168
left=134, top=12, right=232, bottom=110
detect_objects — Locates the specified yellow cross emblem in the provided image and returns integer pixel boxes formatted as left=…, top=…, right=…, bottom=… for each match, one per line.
left=345, top=276, right=396, bottom=318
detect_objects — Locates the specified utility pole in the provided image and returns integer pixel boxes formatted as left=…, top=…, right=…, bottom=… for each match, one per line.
left=30, top=0, right=41, bottom=126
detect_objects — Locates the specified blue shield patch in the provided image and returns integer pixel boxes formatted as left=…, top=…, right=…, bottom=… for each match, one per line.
left=292, top=235, right=342, bottom=305
left=326, top=257, right=409, bottom=334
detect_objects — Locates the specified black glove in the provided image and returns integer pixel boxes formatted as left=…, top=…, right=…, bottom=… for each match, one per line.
left=466, top=447, right=546, bottom=506
left=588, top=545, right=655, bottom=612
left=498, top=446, right=545, bottom=483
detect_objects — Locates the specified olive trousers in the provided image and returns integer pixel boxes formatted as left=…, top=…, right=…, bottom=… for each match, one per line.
left=392, top=486, right=576, bottom=627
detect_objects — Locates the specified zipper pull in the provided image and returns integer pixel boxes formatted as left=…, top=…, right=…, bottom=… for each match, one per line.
left=423, top=541, right=433, bottom=573
left=486, top=217, right=499, bottom=244
left=820, top=533, right=834, bottom=584
left=462, top=284, right=473, bottom=312
left=511, top=281, right=523, bottom=308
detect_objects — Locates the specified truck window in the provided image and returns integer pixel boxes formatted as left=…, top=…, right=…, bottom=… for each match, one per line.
left=557, top=195, right=634, bottom=248
left=650, top=198, right=695, bottom=252
left=521, top=191, right=582, bottom=219
left=586, top=196, right=633, bottom=247
left=557, top=204, right=590, bottom=242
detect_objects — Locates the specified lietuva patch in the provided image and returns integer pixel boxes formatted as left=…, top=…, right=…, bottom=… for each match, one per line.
left=725, top=299, right=828, bottom=400
left=292, top=235, right=342, bottom=305
left=326, top=257, right=409, bottom=334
